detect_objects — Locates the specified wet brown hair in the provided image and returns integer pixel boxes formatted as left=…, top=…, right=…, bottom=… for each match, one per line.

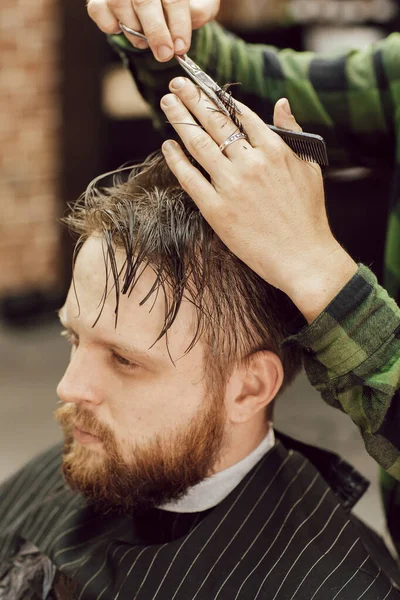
left=63, top=151, right=302, bottom=392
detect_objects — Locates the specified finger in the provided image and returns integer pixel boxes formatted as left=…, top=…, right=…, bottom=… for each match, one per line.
left=162, top=140, right=218, bottom=216
left=273, top=98, right=324, bottom=170
left=160, top=93, right=231, bottom=182
left=169, top=77, right=252, bottom=159
left=120, top=23, right=150, bottom=50
left=163, top=0, right=191, bottom=54
left=106, top=0, right=148, bottom=49
left=215, top=97, right=285, bottom=150
left=273, top=98, right=303, bottom=132
left=87, top=0, right=122, bottom=34
left=189, top=0, right=220, bottom=29
left=132, top=0, right=174, bottom=61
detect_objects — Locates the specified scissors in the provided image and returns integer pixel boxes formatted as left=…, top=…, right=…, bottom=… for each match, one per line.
left=118, top=22, right=243, bottom=121
left=118, top=23, right=329, bottom=166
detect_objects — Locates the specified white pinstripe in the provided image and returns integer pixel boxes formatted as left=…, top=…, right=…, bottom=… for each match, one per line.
left=198, top=454, right=303, bottom=600
left=189, top=512, right=202, bottom=532
left=0, top=469, right=31, bottom=521
left=167, top=449, right=280, bottom=600
left=356, top=568, right=381, bottom=600
left=29, top=506, right=60, bottom=545
left=331, top=556, right=369, bottom=600
left=309, top=539, right=360, bottom=600
left=3, top=453, right=61, bottom=524
left=269, top=504, right=341, bottom=600
left=2, top=485, right=66, bottom=559
left=53, top=529, right=112, bottom=559
left=288, top=521, right=350, bottom=600
left=150, top=513, right=205, bottom=600
left=41, top=505, right=81, bottom=551
left=118, top=545, right=137, bottom=566
left=233, top=472, right=321, bottom=600
left=133, top=544, right=168, bottom=600
left=70, top=542, right=136, bottom=588
left=60, top=540, right=106, bottom=576
left=382, top=584, right=394, bottom=599
left=0, top=470, right=36, bottom=526
left=50, top=514, right=100, bottom=556
left=22, top=502, right=58, bottom=543
left=253, top=486, right=330, bottom=600
left=96, top=545, right=126, bottom=600
left=113, top=547, right=150, bottom=600
left=77, top=541, right=123, bottom=600
left=0, top=452, right=62, bottom=558
left=0, top=450, right=60, bottom=524
left=70, top=551, right=94, bottom=578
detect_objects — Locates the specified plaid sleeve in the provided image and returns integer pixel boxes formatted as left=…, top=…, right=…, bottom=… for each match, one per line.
left=285, top=265, right=400, bottom=480
left=108, top=23, right=399, bottom=167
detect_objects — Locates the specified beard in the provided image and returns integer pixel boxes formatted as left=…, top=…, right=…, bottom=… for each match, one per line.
left=54, top=392, right=226, bottom=516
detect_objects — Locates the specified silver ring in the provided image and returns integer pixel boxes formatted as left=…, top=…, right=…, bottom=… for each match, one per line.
left=219, top=131, right=248, bottom=154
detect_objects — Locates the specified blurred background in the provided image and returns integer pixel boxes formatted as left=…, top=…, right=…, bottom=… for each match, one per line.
left=0, top=0, right=399, bottom=548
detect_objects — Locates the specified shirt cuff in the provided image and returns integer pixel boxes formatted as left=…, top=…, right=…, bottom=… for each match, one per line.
left=283, top=264, right=400, bottom=378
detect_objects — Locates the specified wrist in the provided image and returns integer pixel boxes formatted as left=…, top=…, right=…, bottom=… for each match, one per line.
left=281, top=244, right=358, bottom=323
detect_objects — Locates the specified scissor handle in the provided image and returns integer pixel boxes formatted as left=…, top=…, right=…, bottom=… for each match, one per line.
left=119, top=22, right=148, bottom=41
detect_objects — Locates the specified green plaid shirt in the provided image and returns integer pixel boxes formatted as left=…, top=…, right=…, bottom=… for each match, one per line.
left=109, top=23, right=400, bottom=549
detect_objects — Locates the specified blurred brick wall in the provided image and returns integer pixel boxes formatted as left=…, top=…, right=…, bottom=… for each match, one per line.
left=0, top=0, right=61, bottom=293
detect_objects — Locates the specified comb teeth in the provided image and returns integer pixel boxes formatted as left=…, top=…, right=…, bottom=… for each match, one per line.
left=268, top=125, right=329, bottom=167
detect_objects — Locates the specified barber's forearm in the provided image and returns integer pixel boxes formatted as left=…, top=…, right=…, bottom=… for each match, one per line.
left=279, top=243, right=358, bottom=324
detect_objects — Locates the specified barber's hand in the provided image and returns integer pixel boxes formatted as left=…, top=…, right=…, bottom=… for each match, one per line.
left=160, top=78, right=358, bottom=322
left=87, top=0, right=220, bottom=61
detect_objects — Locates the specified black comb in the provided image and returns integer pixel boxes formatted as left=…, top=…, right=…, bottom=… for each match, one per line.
left=268, top=125, right=329, bottom=167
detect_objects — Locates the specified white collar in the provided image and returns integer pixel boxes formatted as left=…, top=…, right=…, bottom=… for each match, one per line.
left=159, top=427, right=275, bottom=513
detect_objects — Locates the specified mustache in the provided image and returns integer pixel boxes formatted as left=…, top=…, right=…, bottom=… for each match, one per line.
left=54, top=403, right=111, bottom=440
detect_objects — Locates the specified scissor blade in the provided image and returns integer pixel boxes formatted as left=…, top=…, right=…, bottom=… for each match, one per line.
left=175, top=55, right=243, bottom=117
left=174, top=55, right=231, bottom=117
left=177, top=55, right=221, bottom=92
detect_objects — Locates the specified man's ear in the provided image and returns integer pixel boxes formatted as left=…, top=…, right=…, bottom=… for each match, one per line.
left=224, top=351, right=284, bottom=424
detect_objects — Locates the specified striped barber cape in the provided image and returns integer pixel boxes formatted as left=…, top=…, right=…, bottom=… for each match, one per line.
left=0, top=436, right=399, bottom=600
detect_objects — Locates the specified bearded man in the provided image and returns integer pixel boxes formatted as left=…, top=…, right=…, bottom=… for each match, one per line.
left=1, top=142, right=400, bottom=598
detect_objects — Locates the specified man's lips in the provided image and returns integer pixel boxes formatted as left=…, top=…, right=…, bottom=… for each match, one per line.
left=73, top=422, right=95, bottom=435
left=72, top=423, right=101, bottom=444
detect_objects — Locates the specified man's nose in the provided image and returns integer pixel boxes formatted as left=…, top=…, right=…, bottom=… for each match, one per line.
left=57, top=348, right=103, bottom=407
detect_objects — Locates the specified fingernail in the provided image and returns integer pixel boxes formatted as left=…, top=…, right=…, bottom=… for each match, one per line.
left=157, top=45, right=173, bottom=60
left=283, top=99, right=292, bottom=116
left=170, top=77, right=186, bottom=90
left=174, top=38, right=186, bottom=52
left=162, top=140, right=177, bottom=152
left=134, top=39, right=149, bottom=50
left=161, top=94, right=178, bottom=107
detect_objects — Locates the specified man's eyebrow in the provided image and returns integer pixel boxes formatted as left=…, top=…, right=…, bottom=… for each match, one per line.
left=109, top=340, right=155, bottom=362
left=57, top=308, right=157, bottom=362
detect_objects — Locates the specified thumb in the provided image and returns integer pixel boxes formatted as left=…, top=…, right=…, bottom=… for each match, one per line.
left=273, top=98, right=303, bottom=132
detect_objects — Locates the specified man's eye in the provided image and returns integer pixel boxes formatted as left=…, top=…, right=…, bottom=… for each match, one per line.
left=112, top=352, right=136, bottom=370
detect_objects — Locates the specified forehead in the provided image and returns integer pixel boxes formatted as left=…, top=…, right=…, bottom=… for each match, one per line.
left=63, top=236, right=200, bottom=361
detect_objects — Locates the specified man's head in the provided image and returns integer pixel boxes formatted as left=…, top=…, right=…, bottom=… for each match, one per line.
left=55, top=152, right=302, bottom=514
